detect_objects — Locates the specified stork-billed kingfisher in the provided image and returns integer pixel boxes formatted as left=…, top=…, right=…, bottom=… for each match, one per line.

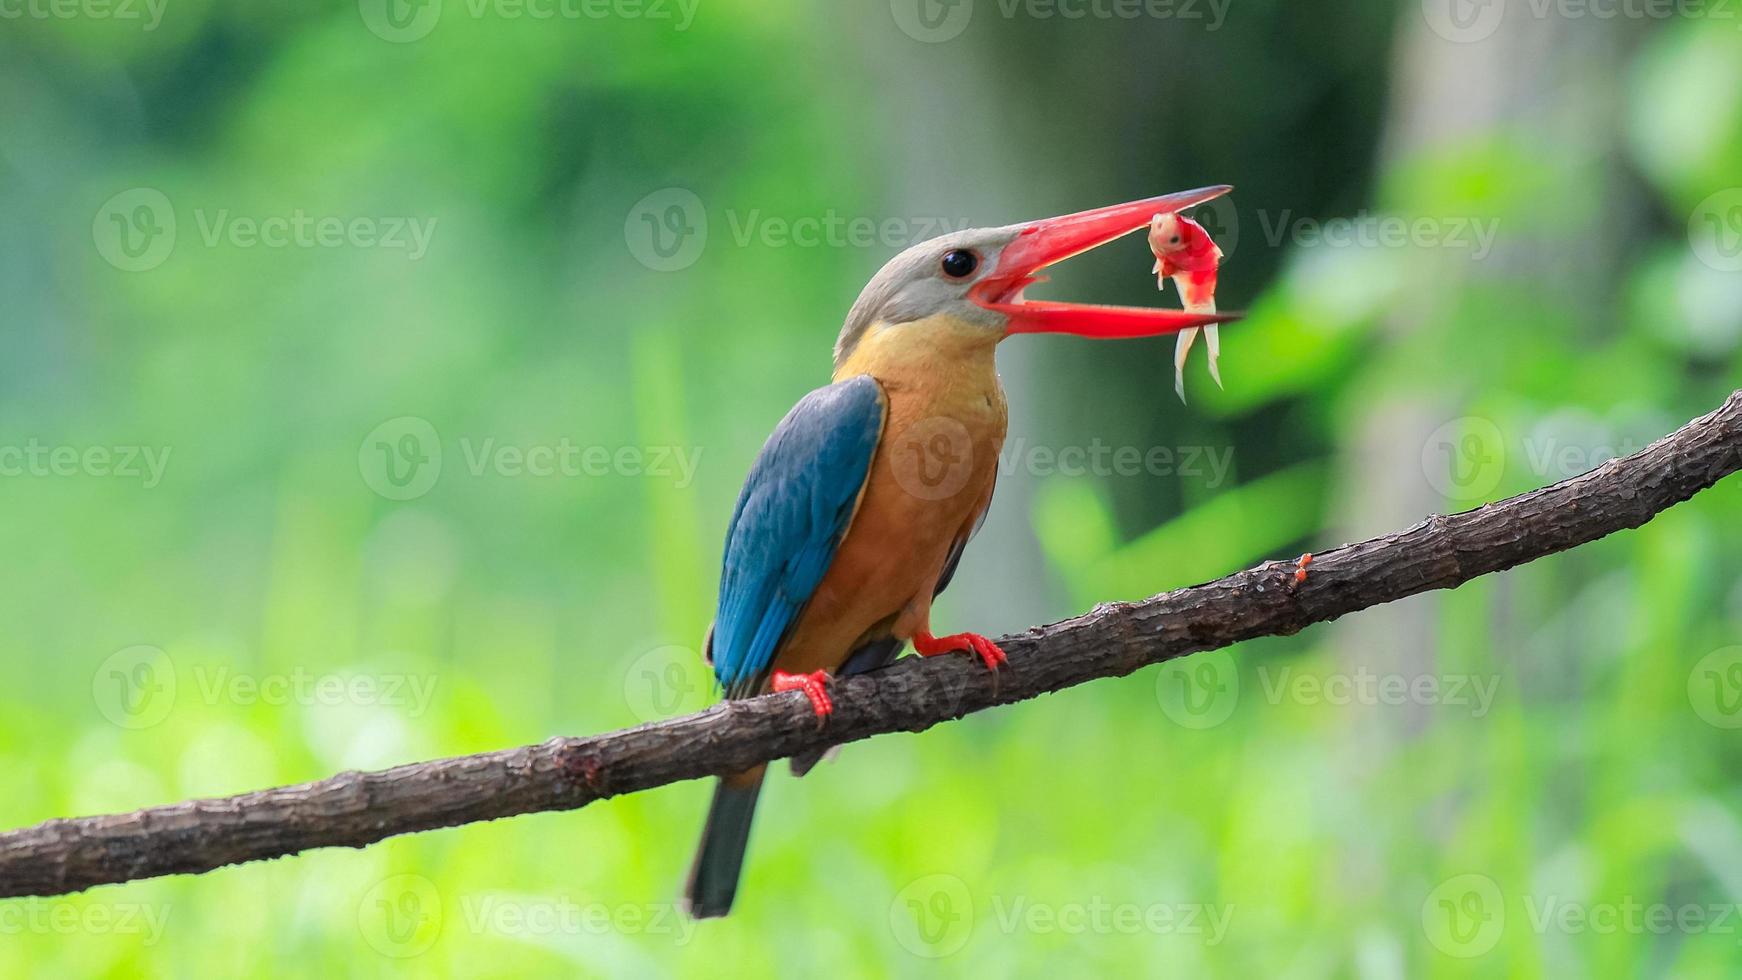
left=684, top=186, right=1237, bottom=918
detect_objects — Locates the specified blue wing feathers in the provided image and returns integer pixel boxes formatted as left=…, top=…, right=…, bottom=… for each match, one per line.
left=712, top=375, right=885, bottom=697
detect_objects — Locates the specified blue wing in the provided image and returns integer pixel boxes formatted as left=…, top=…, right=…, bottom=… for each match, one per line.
left=711, top=375, right=886, bottom=698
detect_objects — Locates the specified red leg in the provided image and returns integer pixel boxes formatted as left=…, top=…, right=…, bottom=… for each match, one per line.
left=912, top=630, right=1007, bottom=671
left=771, top=669, right=833, bottom=717
left=1292, top=552, right=1314, bottom=587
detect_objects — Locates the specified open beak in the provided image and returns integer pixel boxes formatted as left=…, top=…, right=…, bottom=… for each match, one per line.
left=971, top=185, right=1238, bottom=338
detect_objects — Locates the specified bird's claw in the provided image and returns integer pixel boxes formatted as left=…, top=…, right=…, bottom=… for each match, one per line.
left=771, top=669, right=833, bottom=720
left=966, top=634, right=1008, bottom=670
left=1290, top=552, right=1313, bottom=589
left=913, top=630, right=1008, bottom=671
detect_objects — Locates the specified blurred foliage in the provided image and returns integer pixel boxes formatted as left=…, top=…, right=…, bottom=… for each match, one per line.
left=2, top=1, right=1740, bottom=977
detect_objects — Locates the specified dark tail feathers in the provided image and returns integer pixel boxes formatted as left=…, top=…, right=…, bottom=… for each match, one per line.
left=683, top=775, right=763, bottom=918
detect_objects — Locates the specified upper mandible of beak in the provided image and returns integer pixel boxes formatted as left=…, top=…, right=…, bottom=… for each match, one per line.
left=971, top=185, right=1238, bottom=339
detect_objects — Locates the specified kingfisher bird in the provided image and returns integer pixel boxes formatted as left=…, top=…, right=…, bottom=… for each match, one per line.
left=683, top=186, right=1237, bottom=918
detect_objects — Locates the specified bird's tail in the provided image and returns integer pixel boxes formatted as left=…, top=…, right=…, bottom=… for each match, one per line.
left=683, top=767, right=765, bottom=919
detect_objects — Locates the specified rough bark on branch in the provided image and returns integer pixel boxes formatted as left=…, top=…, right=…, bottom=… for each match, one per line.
left=3, top=390, right=1739, bottom=899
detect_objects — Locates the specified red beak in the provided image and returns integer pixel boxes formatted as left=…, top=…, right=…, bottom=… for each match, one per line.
left=971, top=185, right=1238, bottom=338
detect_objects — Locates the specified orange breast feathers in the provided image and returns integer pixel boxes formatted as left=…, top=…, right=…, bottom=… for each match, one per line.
left=769, top=315, right=1007, bottom=679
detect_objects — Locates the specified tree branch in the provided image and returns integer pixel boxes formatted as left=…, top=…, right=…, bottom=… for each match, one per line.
left=4, top=390, right=1739, bottom=899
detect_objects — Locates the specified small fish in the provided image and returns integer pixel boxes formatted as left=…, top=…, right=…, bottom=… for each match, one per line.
left=1148, top=211, right=1224, bottom=402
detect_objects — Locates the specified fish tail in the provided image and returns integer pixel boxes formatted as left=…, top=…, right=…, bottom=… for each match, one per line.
left=1195, top=299, right=1222, bottom=390
left=1173, top=327, right=1198, bottom=403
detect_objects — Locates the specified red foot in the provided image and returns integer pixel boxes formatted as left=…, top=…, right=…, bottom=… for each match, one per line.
left=912, top=630, right=1007, bottom=671
left=771, top=669, right=833, bottom=718
left=1292, top=552, right=1314, bottom=587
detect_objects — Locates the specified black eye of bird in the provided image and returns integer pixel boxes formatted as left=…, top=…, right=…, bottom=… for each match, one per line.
left=940, top=249, right=978, bottom=279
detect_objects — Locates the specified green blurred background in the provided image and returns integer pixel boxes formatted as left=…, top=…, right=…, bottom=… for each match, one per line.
left=3, top=0, right=1741, bottom=975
